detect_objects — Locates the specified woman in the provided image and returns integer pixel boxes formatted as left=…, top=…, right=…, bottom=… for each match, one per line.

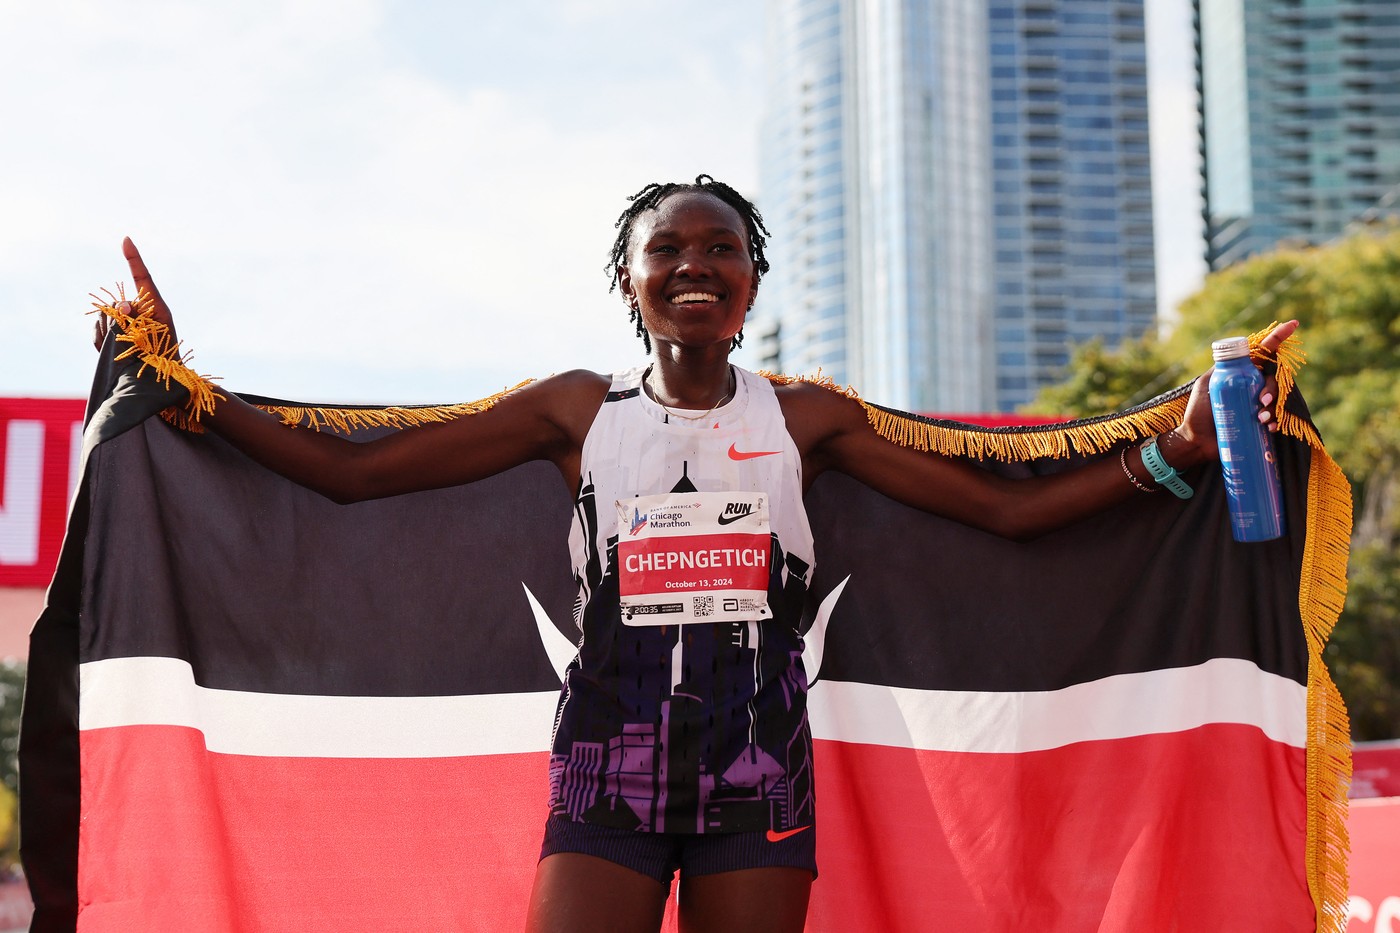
left=103, top=175, right=1293, bottom=933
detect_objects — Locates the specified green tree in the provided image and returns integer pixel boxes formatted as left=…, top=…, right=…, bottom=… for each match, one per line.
left=1027, top=224, right=1400, bottom=740
left=0, top=660, right=23, bottom=872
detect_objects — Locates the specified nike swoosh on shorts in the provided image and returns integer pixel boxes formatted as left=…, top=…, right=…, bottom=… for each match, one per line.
left=765, top=826, right=811, bottom=843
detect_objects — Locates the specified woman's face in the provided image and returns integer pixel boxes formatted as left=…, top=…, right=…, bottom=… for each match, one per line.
left=617, top=191, right=757, bottom=354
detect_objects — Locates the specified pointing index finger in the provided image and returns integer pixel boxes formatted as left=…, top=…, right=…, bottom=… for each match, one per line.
left=122, top=236, right=164, bottom=307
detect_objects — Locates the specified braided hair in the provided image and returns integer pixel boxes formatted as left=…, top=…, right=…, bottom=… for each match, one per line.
left=606, top=174, right=771, bottom=353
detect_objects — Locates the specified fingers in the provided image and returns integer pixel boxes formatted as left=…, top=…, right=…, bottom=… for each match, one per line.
left=121, top=237, right=176, bottom=330
left=1175, top=372, right=1216, bottom=452
left=1258, top=319, right=1299, bottom=355
left=91, top=300, right=133, bottom=352
left=1257, top=390, right=1280, bottom=432
left=122, top=237, right=162, bottom=305
left=1254, top=321, right=1296, bottom=431
left=123, top=237, right=171, bottom=319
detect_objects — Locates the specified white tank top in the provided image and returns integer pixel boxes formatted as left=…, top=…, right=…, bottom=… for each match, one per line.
left=567, top=364, right=814, bottom=620
left=549, top=365, right=818, bottom=835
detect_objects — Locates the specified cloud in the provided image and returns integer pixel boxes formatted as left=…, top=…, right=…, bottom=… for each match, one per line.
left=0, top=0, right=763, bottom=401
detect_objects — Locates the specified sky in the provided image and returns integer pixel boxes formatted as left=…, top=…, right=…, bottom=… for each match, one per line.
left=0, top=0, right=1204, bottom=405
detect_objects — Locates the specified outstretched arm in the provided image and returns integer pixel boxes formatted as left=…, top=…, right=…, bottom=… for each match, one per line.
left=780, top=321, right=1298, bottom=541
left=106, top=239, right=607, bottom=503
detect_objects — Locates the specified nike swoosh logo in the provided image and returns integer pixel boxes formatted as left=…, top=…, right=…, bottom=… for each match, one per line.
left=717, top=511, right=752, bottom=526
left=728, top=443, right=780, bottom=461
left=766, top=826, right=811, bottom=843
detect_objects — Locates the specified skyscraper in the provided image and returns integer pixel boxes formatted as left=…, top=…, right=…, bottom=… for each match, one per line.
left=1197, top=1, right=1400, bottom=270
left=759, top=0, right=1157, bottom=413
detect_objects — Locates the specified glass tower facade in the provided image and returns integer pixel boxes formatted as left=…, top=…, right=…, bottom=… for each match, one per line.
left=759, top=0, right=1157, bottom=413
left=759, top=0, right=855, bottom=388
left=1197, top=0, right=1400, bottom=270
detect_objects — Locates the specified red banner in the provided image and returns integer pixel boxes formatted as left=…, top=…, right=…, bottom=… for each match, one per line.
left=0, top=398, right=85, bottom=587
left=1353, top=741, right=1400, bottom=800
left=1346, top=797, right=1400, bottom=933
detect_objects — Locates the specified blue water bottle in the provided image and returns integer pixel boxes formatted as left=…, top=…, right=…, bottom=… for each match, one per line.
left=1209, top=337, right=1285, bottom=542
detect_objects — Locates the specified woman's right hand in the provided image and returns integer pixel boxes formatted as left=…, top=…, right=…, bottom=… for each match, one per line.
left=93, top=237, right=177, bottom=350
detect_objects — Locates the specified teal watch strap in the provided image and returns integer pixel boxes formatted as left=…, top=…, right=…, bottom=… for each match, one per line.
left=1140, top=436, right=1193, bottom=499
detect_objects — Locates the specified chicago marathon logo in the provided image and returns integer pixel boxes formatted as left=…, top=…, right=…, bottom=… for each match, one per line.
left=629, top=507, right=648, bottom=536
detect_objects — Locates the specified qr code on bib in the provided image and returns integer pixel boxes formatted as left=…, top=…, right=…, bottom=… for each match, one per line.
left=693, top=595, right=715, bottom=617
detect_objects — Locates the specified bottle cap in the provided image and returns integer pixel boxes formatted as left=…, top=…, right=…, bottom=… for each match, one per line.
left=1211, top=336, right=1251, bottom=361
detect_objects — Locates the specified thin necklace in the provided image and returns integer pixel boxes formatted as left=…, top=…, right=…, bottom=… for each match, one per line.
left=645, top=366, right=735, bottom=422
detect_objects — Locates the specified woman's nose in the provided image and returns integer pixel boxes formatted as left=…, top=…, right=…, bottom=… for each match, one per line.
left=674, top=248, right=711, bottom=276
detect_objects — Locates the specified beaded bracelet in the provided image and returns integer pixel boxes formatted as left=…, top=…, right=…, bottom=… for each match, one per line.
left=1140, top=435, right=1194, bottom=499
left=1119, top=446, right=1156, bottom=493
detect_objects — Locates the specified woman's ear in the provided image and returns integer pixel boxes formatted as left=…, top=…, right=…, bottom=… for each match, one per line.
left=618, top=266, right=637, bottom=308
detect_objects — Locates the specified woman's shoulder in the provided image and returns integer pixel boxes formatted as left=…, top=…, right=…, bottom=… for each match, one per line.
left=497, top=370, right=611, bottom=440
left=538, top=369, right=614, bottom=391
left=499, top=368, right=612, bottom=403
left=770, top=375, right=869, bottom=453
left=771, top=376, right=864, bottom=419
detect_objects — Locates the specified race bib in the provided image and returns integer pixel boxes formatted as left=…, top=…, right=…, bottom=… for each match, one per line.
left=616, top=491, right=773, bottom=625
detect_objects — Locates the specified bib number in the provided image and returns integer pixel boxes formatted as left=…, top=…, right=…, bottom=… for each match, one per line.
left=616, top=491, right=772, bottom=625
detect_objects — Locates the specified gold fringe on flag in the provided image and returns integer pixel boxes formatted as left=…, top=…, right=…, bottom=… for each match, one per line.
left=1299, top=451, right=1353, bottom=933
left=249, top=387, right=535, bottom=433
left=89, top=298, right=1349, bottom=928
left=90, top=300, right=1299, bottom=458
left=1267, top=319, right=1352, bottom=931
left=89, top=292, right=531, bottom=433
left=762, top=369, right=1189, bottom=460
left=768, top=323, right=1304, bottom=463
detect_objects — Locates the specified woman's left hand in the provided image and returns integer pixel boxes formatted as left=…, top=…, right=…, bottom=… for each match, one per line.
left=1170, top=319, right=1299, bottom=464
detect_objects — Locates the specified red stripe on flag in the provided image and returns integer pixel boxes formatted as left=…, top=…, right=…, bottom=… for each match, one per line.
left=79, top=727, right=550, bottom=932
left=811, top=723, right=1314, bottom=931
left=80, top=724, right=1312, bottom=931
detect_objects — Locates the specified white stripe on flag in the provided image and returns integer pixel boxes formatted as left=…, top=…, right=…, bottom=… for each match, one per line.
left=810, top=657, right=1308, bottom=752
left=80, top=656, right=558, bottom=757
left=79, top=655, right=1306, bottom=758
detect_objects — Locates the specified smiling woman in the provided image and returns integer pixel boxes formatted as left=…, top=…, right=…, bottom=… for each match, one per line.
left=87, top=174, right=1297, bottom=933
left=606, top=176, right=769, bottom=359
